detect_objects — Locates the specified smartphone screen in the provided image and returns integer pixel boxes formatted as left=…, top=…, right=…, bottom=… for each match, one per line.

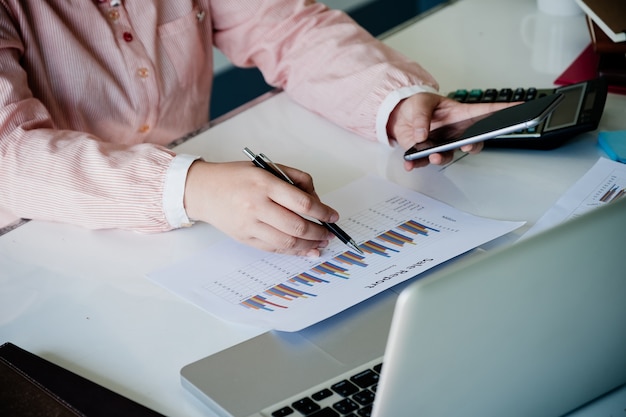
left=404, top=93, right=564, bottom=161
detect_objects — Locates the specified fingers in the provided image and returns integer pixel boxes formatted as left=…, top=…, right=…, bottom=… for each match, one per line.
left=184, top=160, right=340, bottom=257
left=392, top=93, right=513, bottom=171
left=243, top=220, right=331, bottom=257
left=391, top=94, right=518, bottom=148
left=246, top=204, right=333, bottom=257
left=278, top=165, right=320, bottom=200
left=388, top=92, right=444, bottom=151
left=460, top=141, right=484, bottom=154
left=242, top=176, right=338, bottom=256
left=403, top=150, right=455, bottom=171
left=273, top=165, right=338, bottom=223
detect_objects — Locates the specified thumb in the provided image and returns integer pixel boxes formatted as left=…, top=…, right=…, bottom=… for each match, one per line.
left=388, top=92, right=441, bottom=149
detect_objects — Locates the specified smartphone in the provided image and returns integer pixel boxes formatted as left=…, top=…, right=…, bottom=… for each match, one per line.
left=403, top=93, right=564, bottom=161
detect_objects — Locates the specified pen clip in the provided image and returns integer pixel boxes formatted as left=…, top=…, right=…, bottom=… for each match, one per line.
left=259, top=153, right=295, bottom=185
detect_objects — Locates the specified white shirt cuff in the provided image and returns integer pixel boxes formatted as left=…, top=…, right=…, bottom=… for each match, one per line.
left=163, top=153, right=201, bottom=228
left=375, top=84, right=440, bottom=146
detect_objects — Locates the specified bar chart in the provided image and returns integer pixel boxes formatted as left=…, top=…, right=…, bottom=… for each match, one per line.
left=526, top=158, right=626, bottom=237
left=204, top=196, right=447, bottom=312
left=582, top=168, right=626, bottom=210
left=238, top=218, right=441, bottom=311
left=598, top=183, right=625, bottom=203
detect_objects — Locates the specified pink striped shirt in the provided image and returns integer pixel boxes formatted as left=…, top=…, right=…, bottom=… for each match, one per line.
left=0, top=0, right=437, bottom=232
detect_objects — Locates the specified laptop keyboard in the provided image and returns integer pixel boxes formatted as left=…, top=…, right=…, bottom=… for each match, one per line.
left=268, top=362, right=383, bottom=417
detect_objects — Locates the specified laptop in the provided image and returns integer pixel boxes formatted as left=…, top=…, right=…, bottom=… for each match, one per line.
left=181, top=197, right=626, bottom=417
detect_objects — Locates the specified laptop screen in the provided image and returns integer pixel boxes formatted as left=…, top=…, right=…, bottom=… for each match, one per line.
left=374, top=198, right=626, bottom=417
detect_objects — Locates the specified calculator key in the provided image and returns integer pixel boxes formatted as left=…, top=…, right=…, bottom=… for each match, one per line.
left=481, top=88, right=497, bottom=102
left=451, top=89, right=468, bottom=102
left=512, top=88, right=525, bottom=101
left=496, top=88, right=513, bottom=102
left=466, top=89, right=483, bottom=103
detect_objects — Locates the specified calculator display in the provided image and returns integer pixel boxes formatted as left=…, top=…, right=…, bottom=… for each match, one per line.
left=543, top=84, right=585, bottom=132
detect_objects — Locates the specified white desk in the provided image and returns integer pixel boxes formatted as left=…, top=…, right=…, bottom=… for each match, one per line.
left=1, top=0, right=625, bottom=416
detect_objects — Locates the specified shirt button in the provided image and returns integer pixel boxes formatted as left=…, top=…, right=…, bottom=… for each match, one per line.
left=137, top=67, right=149, bottom=78
left=138, top=124, right=150, bottom=133
left=123, top=32, right=133, bottom=42
left=108, top=10, right=120, bottom=21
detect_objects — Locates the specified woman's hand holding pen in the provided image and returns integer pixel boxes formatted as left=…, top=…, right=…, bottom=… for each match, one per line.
left=388, top=92, right=517, bottom=170
left=183, top=160, right=338, bottom=257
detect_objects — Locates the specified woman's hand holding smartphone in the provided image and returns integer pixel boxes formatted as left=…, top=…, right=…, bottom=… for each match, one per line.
left=403, top=93, right=564, bottom=161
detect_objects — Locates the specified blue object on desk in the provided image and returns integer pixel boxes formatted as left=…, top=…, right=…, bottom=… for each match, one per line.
left=598, top=130, right=626, bottom=163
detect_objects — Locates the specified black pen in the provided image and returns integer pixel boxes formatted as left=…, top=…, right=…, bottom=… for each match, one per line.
left=243, top=147, right=363, bottom=254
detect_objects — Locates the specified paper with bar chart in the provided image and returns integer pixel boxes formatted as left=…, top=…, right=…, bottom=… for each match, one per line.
left=526, top=157, right=626, bottom=237
left=148, top=176, right=524, bottom=331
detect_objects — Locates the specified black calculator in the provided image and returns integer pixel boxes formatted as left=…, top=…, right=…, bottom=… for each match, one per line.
left=447, top=78, right=608, bottom=150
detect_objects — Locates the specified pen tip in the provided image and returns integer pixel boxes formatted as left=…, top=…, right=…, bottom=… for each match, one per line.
left=350, top=241, right=364, bottom=255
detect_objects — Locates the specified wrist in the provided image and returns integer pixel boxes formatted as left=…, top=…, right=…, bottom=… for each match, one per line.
left=183, top=159, right=212, bottom=222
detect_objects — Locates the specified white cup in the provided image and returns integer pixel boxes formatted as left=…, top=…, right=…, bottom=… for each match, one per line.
left=537, top=0, right=582, bottom=16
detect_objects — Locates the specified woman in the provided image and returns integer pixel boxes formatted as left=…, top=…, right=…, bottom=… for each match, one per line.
left=0, top=0, right=502, bottom=256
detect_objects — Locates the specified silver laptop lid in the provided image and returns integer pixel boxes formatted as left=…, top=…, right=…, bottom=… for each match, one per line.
left=374, top=197, right=626, bottom=417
